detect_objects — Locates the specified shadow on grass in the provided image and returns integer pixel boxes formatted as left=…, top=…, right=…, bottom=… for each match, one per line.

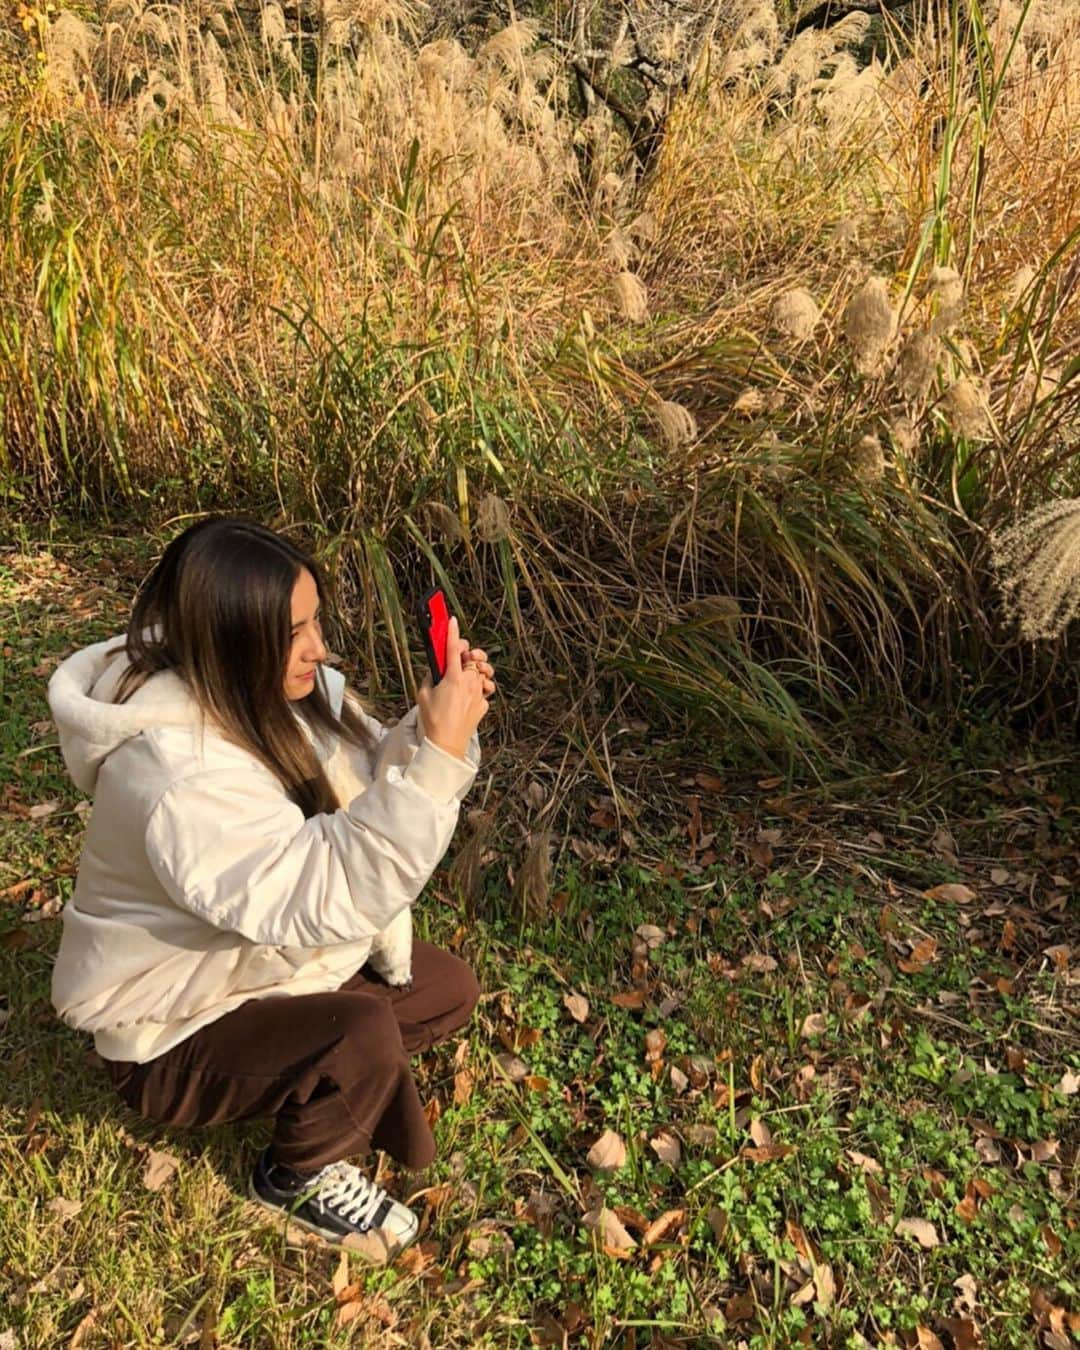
left=3, top=929, right=277, bottom=1202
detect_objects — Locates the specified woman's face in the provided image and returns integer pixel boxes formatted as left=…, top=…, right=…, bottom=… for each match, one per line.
left=284, top=567, right=328, bottom=701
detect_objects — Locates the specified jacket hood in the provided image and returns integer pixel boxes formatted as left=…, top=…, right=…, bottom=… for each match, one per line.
left=47, top=634, right=346, bottom=795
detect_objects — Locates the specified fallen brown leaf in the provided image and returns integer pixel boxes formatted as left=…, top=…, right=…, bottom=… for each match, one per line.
left=900, top=936, right=939, bottom=972
left=930, top=827, right=959, bottom=866
left=69, top=1310, right=98, bottom=1349
left=895, top=1217, right=939, bottom=1249
left=684, top=1124, right=718, bottom=1146
left=975, top=1135, right=1001, bottom=1163
left=707, top=1207, right=729, bottom=1243
left=582, top=1206, right=636, bottom=1252
left=563, top=992, right=589, bottom=1023
left=644, top=1029, right=667, bottom=1064
left=635, top=923, right=665, bottom=950
left=0, top=879, right=36, bottom=902
left=493, top=1054, right=529, bottom=1083
left=742, top=1144, right=796, bottom=1163
left=800, top=1013, right=827, bottom=1038
left=649, top=1130, right=681, bottom=1167
left=749, top=839, right=774, bottom=870
left=791, top=1280, right=815, bottom=1307
left=749, top=1118, right=773, bottom=1149
left=937, top=1316, right=983, bottom=1349
left=332, top=1250, right=350, bottom=1297
left=46, top=1196, right=83, bottom=1221
left=142, top=1149, right=179, bottom=1192
left=956, top=1187, right=978, bottom=1224
left=923, top=883, right=977, bottom=903
left=814, top=1262, right=835, bottom=1311
left=785, top=1219, right=818, bottom=1264
left=335, top=1300, right=364, bottom=1329
left=724, top=1290, right=756, bottom=1322
left=641, top=1207, right=686, bottom=1246
left=953, top=1272, right=978, bottom=1314
left=1042, top=1225, right=1062, bottom=1257
left=586, top=1129, right=627, bottom=1173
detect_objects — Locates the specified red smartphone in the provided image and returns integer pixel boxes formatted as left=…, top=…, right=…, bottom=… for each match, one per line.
left=417, top=585, right=451, bottom=684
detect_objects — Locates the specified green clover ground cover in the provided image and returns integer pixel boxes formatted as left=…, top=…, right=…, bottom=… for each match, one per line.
left=1, top=529, right=1077, bottom=1349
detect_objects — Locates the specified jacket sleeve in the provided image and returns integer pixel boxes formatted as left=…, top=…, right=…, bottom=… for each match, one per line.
left=361, top=703, right=480, bottom=803
left=143, top=740, right=477, bottom=948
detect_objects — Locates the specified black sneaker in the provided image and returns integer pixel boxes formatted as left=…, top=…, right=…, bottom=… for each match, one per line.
left=248, top=1148, right=419, bottom=1260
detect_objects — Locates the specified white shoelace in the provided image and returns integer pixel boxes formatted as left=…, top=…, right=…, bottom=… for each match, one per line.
left=314, top=1162, right=389, bottom=1230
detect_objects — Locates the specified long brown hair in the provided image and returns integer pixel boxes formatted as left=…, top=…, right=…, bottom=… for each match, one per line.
left=110, top=516, right=373, bottom=818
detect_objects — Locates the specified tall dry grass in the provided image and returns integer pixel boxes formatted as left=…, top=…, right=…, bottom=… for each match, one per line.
left=1, top=0, right=1078, bottom=765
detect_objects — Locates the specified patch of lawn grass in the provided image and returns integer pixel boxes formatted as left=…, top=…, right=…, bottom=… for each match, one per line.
left=1, top=530, right=1076, bottom=1348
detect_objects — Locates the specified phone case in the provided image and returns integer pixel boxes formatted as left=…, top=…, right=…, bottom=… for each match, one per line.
left=417, top=586, right=450, bottom=684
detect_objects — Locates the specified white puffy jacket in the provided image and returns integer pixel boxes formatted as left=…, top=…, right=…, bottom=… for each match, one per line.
left=46, top=636, right=479, bottom=1063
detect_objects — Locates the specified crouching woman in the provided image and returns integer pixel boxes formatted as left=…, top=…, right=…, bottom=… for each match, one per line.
left=45, top=516, right=495, bottom=1258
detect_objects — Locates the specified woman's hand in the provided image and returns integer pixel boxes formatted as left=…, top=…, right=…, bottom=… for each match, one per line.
left=417, top=617, right=495, bottom=761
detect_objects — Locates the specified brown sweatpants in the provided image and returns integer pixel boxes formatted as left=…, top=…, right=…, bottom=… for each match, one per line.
left=103, top=941, right=480, bottom=1173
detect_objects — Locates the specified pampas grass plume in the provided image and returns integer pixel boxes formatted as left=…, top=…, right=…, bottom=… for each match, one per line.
left=853, top=433, right=886, bottom=482
left=894, top=331, right=939, bottom=403
left=733, top=387, right=766, bottom=417
left=888, top=415, right=918, bottom=456
left=476, top=493, right=512, bottom=542
left=480, top=20, right=539, bottom=67
left=990, top=499, right=1080, bottom=639
left=771, top=288, right=821, bottom=343
left=1005, top=265, right=1037, bottom=309
left=627, top=212, right=659, bottom=244
left=943, top=377, right=993, bottom=440
left=614, top=271, right=649, bottom=324
left=261, top=3, right=287, bottom=45
left=929, top=265, right=964, bottom=335
left=423, top=501, right=464, bottom=542
left=656, top=400, right=698, bottom=449
left=844, top=276, right=897, bottom=374
left=604, top=228, right=635, bottom=270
